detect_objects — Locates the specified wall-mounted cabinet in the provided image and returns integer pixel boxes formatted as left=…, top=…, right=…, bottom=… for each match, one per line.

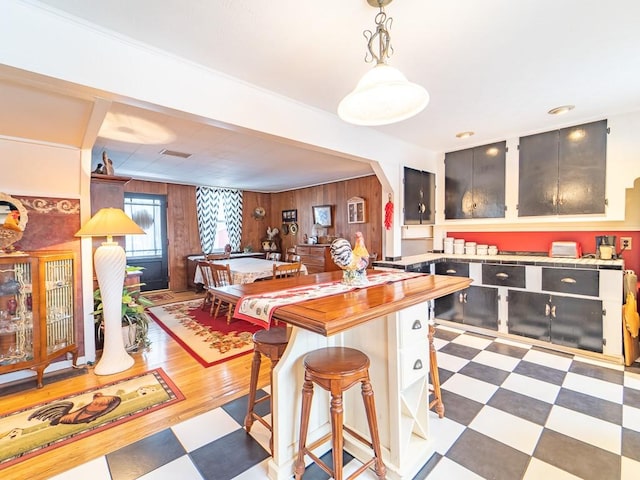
left=403, top=166, right=435, bottom=225
left=444, top=141, right=506, bottom=219
left=0, top=251, right=77, bottom=388
left=518, top=119, right=607, bottom=216
left=347, top=196, right=366, bottom=224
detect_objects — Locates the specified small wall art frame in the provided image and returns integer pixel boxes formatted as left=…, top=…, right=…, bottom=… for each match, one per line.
left=282, top=209, right=298, bottom=223
left=312, top=205, right=332, bottom=227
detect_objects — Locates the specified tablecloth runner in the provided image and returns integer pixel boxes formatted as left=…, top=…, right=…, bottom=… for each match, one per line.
left=233, top=270, right=425, bottom=329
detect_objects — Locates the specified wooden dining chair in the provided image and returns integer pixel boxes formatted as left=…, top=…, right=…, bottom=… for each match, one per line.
left=199, top=262, right=235, bottom=323
left=286, top=253, right=301, bottom=263
left=197, top=261, right=216, bottom=313
left=209, top=263, right=235, bottom=323
left=266, top=252, right=282, bottom=261
left=273, top=261, right=302, bottom=279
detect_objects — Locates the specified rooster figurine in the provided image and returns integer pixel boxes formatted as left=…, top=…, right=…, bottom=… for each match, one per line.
left=330, top=232, right=370, bottom=285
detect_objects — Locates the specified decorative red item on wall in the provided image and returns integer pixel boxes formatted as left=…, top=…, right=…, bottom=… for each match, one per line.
left=384, top=194, right=393, bottom=230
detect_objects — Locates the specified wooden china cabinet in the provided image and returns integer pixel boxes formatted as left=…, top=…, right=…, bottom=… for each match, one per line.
left=0, top=251, right=77, bottom=388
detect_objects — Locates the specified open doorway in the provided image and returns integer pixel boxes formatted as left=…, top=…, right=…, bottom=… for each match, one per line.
left=124, top=193, right=169, bottom=291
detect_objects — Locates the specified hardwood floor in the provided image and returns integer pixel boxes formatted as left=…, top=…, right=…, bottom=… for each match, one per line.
left=1, top=291, right=272, bottom=480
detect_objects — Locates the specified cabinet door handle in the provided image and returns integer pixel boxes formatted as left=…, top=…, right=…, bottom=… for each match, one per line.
left=560, top=277, right=576, bottom=284
left=413, top=359, right=423, bottom=370
left=418, top=203, right=426, bottom=213
left=446, top=269, right=457, bottom=274
left=463, top=292, right=468, bottom=303
left=459, top=292, right=465, bottom=303
left=496, top=272, right=509, bottom=279
left=545, top=303, right=551, bottom=316
left=411, top=320, right=422, bottom=330
left=551, top=305, right=557, bottom=318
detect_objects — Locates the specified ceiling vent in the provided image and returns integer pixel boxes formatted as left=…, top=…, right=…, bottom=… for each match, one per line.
left=159, top=149, right=192, bottom=158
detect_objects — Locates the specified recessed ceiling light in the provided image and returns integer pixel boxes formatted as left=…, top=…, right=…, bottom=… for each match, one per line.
left=456, top=131, right=475, bottom=139
left=548, top=105, right=575, bottom=115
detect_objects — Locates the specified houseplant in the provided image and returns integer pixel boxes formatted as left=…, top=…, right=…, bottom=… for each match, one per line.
left=93, top=282, right=154, bottom=352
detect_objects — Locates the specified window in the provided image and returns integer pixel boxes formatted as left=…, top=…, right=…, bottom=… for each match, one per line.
left=212, top=195, right=230, bottom=250
left=124, top=195, right=165, bottom=258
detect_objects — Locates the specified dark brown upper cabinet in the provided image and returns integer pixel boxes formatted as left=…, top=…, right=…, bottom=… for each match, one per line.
left=403, top=166, right=435, bottom=225
left=518, top=119, right=607, bottom=216
left=444, top=141, right=506, bottom=219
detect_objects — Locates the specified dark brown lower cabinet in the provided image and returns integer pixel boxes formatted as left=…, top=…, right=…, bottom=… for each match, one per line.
left=507, top=290, right=603, bottom=353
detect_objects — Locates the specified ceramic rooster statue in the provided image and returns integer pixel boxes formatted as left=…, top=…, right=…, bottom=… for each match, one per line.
left=28, top=393, right=121, bottom=425
left=330, top=232, right=370, bottom=273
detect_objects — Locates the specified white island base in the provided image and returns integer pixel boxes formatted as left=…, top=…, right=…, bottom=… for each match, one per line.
left=267, top=301, right=433, bottom=480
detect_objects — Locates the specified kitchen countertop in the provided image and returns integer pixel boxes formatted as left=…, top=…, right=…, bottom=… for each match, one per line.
left=374, top=252, right=625, bottom=270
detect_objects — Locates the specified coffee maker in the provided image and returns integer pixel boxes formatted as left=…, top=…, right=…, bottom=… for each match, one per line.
left=595, top=235, right=617, bottom=259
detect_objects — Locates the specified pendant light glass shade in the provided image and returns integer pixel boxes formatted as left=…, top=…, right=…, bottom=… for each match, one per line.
left=338, top=1, right=429, bottom=126
left=338, top=63, right=430, bottom=126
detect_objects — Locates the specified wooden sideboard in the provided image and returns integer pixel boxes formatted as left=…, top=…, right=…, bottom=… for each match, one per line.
left=296, top=244, right=340, bottom=274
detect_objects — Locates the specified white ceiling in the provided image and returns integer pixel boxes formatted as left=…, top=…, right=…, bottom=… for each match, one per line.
left=5, top=0, right=640, bottom=192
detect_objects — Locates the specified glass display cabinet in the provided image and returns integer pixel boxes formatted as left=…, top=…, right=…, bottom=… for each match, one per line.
left=0, top=251, right=77, bottom=388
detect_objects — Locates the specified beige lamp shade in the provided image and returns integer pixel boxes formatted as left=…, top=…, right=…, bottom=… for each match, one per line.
left=76, top=208, right=145, bottom=239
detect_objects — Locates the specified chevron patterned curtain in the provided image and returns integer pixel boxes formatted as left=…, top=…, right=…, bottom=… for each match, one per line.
left=222, top=189, right=243, bottom=251
left=196, top=187, right=243, bottom=253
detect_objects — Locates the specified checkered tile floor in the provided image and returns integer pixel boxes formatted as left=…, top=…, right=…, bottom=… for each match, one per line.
left=52, top=325, right=640, bottom=480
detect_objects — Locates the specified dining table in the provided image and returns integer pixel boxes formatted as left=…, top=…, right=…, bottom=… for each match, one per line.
left=212, top=270, right=472, bottom=480
left=192, top=256, right=308, bottom=286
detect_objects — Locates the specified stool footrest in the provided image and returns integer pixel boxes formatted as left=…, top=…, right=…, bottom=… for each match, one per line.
left=250, top=412, right=272, bottom=432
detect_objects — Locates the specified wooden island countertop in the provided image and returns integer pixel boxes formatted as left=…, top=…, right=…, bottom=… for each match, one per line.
left=214, top=270, right=472, bottom=336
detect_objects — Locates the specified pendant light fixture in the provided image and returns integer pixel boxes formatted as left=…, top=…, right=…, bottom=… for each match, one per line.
left=338, top=0, right=429, bottom=126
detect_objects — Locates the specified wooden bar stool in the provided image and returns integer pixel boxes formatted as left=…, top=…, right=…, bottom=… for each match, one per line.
left=294, top=347, right=386, bottom=480
left=428, top=322, right=445, bottom=418
left=244, top=326, right=288, bottom=454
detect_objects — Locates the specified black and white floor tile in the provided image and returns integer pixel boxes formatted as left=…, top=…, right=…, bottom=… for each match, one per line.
left=51, top=325, right=640, bottom=479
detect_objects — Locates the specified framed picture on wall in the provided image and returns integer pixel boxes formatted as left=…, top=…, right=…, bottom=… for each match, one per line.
left=312, top=205, right=332, bottom=227
left=282, top=209, right=298, bottom=223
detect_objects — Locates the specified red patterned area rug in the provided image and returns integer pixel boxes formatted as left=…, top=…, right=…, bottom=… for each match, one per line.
left=0, top=368, right=183, bottom=470
left=143, top=290, right=175, bottom=303
left=147, top=300, right=262, bottom=367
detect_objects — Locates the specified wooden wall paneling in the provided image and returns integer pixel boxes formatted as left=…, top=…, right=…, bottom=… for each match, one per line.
left=241, top=191, right=271, bottom=253
left=125, top=179, right=168, bottom=195
left=166, top=183, right=200, bottom=291
left=269, top=174, right=382, bottom=260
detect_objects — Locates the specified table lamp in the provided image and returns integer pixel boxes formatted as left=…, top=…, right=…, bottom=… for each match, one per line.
left=76, top=208, right=145, bottom=375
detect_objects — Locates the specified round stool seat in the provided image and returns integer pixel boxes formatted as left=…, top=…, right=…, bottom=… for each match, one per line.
left=253, top=326, right=288, bottom=346
left=303, top=347, right=370, bottom=377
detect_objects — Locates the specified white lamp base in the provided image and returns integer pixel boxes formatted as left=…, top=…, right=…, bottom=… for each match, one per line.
left=93, top=241, right=134, bottom=375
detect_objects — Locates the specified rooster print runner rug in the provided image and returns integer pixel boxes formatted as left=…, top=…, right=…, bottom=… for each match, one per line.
left=0, top=368, right=183, bottom=469
left=234, top=270, right=425, bottom=329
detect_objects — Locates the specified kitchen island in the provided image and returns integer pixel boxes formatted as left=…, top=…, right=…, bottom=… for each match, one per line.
left=213, top=270, right=471, bottom=480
